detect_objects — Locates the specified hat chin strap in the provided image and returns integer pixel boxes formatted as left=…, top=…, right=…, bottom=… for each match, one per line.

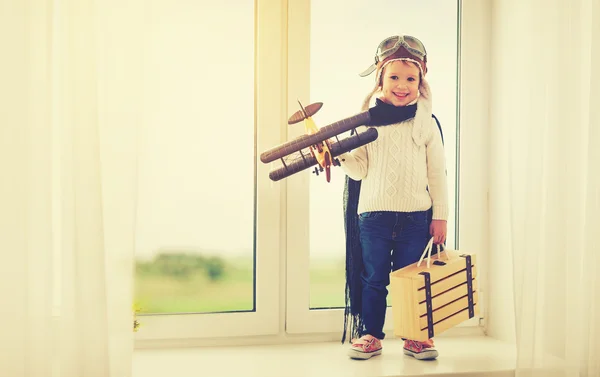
left=412, top=78, right=433, bottom=146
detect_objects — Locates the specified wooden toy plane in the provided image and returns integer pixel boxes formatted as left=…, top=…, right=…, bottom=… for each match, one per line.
left=260, top=100, right=378, bottom=182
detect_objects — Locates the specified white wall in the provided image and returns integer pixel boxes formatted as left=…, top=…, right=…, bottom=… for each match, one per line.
left=459, top=0, right=518, bottom=344
left=484, top=0, right=516, bottom=343
left=457, top=0, right=493, bottom=336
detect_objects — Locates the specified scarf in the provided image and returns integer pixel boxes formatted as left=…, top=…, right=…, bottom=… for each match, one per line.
left=341, top=98, right=444, bottom=344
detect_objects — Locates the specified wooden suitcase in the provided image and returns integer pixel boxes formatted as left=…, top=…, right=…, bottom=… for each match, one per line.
left=389, top=239, right=479, bottom=341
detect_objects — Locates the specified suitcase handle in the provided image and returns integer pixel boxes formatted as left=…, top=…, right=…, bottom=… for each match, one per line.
left=417, top=237, right=449, bottom=268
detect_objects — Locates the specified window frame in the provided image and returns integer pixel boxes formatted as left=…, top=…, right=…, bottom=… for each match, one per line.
left=133, top=0, right=493, bottom=347
left=134, top=0, right=285, bottom=343
left=284, top=0, right=489, bottom=335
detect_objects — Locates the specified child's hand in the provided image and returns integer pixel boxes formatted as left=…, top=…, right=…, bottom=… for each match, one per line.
left=430, top=220, right=447, bottom=245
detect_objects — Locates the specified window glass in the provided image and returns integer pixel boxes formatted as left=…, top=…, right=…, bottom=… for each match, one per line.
left=135, top=1, right=255, bottom=314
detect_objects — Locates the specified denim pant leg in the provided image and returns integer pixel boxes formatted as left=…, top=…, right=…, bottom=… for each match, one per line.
left=391, top=211, right=431, bottom=342
left=391, top=211, right=431, bottom=272
left=358, top=211, right=394, bottom=340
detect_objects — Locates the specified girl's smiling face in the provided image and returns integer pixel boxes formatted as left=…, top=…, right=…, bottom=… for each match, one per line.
left=379, top=60, right=421, bottom=107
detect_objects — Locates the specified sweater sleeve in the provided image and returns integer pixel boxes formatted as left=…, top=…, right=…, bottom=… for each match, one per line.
left=426, top=119, right=449, bottom=220
left=338, top=143, right=369, bottom=181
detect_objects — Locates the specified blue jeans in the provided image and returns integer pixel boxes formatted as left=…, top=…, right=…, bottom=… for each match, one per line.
left=358, top=210, right=431, bottom=339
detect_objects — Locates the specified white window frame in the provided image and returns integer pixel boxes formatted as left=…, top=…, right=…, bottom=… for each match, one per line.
left=285, top=0, right=491, bottom=335
left=133, top=0, right=493, bottom=346
left=134, top=0, right=285, bottom=344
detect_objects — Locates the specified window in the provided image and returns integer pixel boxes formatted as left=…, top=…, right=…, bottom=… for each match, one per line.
left=134, top=0, right=283, bottom=341
left=133, top=0, right=487, bottom=344
left=286, top=0, right=469, bottom=334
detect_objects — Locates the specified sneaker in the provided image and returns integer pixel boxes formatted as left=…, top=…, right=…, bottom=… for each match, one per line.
left=403, top=339, right=438, bottom=360
left=347, top=334, right=382, bottom=360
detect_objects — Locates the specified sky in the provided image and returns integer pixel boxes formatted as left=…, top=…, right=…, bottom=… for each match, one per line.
left=134, top=0, right=459, bottom=260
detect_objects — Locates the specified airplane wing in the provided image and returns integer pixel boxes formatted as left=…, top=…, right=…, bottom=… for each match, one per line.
left=260, top=110, right=371, bottom=164
left=268, top=127, right=378, bottom=182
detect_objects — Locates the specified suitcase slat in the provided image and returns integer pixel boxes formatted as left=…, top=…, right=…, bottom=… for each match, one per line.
left=418, top=279, right=478, bottom=314
left=416, top=266, right=478, bottom=302
left=416, top=304, right=480, bottom=340
left=419, top=292, right=479, bottom=328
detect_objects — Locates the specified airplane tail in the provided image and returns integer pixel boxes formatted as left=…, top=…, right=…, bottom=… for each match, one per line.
left=287, top=101, right=323, bottom=124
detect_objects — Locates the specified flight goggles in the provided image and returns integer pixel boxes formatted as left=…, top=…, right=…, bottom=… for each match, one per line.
left=359, top=35, right=427, bottom=77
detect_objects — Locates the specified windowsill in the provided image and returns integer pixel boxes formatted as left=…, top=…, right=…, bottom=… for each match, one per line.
left=133, top=331, right=517, bottom=377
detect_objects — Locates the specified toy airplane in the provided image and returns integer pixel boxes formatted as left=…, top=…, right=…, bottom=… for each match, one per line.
left=260, top=100, right=378, bottom=182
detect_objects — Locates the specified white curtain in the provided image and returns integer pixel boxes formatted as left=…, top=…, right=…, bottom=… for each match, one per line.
left=491, top=0, right=600, bottom=376
left=0, top=0, right=142, bottom=376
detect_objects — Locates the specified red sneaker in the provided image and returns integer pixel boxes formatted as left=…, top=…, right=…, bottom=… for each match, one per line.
left=403, top=339, right=438, bottom=360
left=347, top=334, right=382, bottom=360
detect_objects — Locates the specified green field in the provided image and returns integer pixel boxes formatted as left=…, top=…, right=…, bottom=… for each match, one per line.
left=134, top=252, right=349, bottom=314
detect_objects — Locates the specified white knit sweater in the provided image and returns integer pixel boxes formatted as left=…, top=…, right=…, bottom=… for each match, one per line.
left=339, top=117, right=449, bottom=221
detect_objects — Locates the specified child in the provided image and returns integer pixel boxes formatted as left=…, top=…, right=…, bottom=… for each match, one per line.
left=339, top=35, right=448, bottom=361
